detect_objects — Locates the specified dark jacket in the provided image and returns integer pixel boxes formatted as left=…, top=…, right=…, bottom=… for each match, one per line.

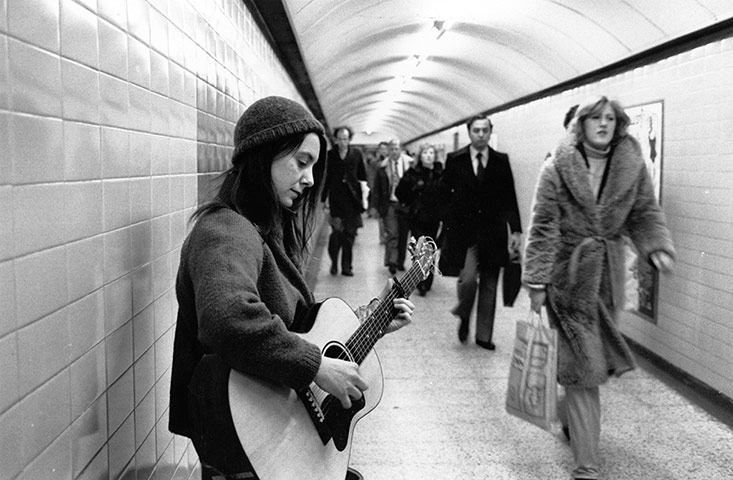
left=395, top=162, right=444, bottom=229
left=523, top=134, right=675, bottom=387
left=169, top=208, right=321, bottom=438
left=439, top=146, right=522, bottom=275
left=372, top=157, right=412, bottom=217
left=372, top=161, right=392, bottom=217
left=321, top=146, right=367, bottom=219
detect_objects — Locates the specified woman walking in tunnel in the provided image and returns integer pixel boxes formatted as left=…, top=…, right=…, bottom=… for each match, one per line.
left=395, top=143, right=444, bottom=295
left=523, top=95, right=675, bottom=480
left=168, top=96, right=414, bottom=480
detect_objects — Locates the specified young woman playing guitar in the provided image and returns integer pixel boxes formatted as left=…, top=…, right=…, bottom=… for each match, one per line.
left=168, top=96, right=416, bottom=480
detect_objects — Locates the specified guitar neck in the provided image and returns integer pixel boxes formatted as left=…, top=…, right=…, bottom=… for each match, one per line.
left=346, top=264, right=423, bottom=365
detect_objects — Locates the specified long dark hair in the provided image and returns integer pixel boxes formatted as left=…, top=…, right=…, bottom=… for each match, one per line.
left=192, top=132, right=328, bottom=262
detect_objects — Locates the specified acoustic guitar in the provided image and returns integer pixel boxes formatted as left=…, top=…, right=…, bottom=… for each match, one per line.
left=228, top=236, right=437, bottom=479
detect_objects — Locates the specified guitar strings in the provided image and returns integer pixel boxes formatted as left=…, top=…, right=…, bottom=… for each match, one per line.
left=314, top=255, right=432, bottom=418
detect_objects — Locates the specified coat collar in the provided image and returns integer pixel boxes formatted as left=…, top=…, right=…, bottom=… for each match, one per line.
left=552, top=134, right=644, bottom=211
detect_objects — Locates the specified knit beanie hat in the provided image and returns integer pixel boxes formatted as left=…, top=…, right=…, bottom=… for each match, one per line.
left=232, top=96, right=325, bottom=162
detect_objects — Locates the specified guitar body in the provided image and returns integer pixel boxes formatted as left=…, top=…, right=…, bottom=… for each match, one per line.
left=228, top=297, right=384, bottom=480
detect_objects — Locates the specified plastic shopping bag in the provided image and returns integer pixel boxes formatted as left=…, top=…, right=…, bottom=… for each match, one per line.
left=505, top=309, right=558, bottom=431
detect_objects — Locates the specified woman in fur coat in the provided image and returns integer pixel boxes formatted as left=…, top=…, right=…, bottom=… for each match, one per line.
left=523, top=96, right=675, bottom=480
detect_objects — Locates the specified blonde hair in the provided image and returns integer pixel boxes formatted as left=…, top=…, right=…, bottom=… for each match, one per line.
left=569, top=96, right=630, bottom=146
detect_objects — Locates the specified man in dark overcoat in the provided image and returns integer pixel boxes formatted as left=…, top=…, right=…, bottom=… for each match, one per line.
left=440, top=115, right=522, bottom=349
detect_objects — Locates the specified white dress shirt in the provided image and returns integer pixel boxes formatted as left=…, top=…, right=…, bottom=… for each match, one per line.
left=469, top=146, right=489, bottom=176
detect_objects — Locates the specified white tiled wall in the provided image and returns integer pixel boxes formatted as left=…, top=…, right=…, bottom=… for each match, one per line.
left=423, top=38, right=733, bottom=401
left=0, top=0, right=305, bottom=478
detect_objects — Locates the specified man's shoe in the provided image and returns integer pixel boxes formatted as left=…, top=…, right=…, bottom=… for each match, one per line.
left=396, top=264, right=405, bottom=271
left=457, top=317, right=469, bottom=343
left=342, top=270, right=354, bottom=277
left=346, top=467, right=363, bottom=480
left=476, top=339, right=496, bottom=350
left=330, top=264, right=338, bottom=275
left=388, top=265, right=397, bottom=274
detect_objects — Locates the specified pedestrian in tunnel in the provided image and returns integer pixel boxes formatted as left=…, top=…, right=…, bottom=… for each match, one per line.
left=372, top=138, right=412, bottom=274
left=395, top=142, right=444, bottom=295
left=439, top=114, right=522, bottom=350
left=365, top=141, right=390, bottom=246
left=546, top=104, right=579, bottom=161
left=321, top=126, right=369, bottom=277
left=523, top=95, right=675, bottom=480
left=168, top=96, right=414, bottom=480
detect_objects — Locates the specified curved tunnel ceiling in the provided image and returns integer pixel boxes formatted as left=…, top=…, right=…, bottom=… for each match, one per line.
left=281, top=0, right=733, bottom=144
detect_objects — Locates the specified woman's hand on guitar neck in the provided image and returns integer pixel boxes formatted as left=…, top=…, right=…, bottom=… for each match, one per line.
left=314, top=356, right=369, bottom=409
left=380, top=279, right=415, bottom=335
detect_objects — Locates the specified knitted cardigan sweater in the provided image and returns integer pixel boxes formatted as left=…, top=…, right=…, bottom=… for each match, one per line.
left=169, top=208, right=322, bottom=437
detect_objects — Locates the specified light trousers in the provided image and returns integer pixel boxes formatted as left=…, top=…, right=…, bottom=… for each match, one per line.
left=564, top=385, right=601, bottom=479
left=382, top=203, right=408, bottom=268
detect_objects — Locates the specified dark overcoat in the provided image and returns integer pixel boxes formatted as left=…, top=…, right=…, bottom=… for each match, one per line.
left=372, top=161, right=392, bottom=218
left=439, top=146, right=522, bottom=276
left=395, top=162, right=444, bottom=231
left=321, top=146, right=366, bottom=219
left=522, top=134, right=675, bottom=388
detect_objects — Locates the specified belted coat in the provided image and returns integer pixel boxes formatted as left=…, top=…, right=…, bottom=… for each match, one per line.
left=522, top=134, right=675, bottom=388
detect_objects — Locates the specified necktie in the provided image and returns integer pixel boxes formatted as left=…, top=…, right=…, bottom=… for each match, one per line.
left=476, top=152, right=485, bottom=179
left=390, top=160, right=399, bottom=197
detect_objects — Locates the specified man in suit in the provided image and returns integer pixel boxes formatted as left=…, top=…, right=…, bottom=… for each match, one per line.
left=440, top=115, right=522, bottom=350
left=372, top=138, right=411, bottom=274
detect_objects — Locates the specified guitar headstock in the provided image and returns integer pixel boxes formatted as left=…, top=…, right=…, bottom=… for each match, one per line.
left=408, top=236, right=439, bottom=280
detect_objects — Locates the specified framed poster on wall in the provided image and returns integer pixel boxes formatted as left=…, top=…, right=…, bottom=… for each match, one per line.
left=623, top=100, right=664, bottom=323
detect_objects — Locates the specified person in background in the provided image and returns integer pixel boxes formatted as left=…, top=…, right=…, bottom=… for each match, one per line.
left=395, top=143, right=443, bottom=295
left=440, top=115, right=522, bottom=350
left=368, top=141, right=390, bottom=244
left=564, top=104, right=579, bottom=129
left=364, top=151, right=378, bottom=217
left=523, top=95, right=675, bottom=480
left=372, top=138, right=411, bottom=274
left=321, top=126, right=368, bottom=276
left=545, top=104, right=579, bottom=160
left=168, top=96, right=414, bottom=480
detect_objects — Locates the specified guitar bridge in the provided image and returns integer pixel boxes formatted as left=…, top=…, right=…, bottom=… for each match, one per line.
left=297, top=386, right=365, bottom=451
left=297, top=387, right=331, bottom=445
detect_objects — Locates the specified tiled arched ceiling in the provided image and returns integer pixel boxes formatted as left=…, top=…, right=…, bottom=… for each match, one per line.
left=281, top=0, right=733, bottom=143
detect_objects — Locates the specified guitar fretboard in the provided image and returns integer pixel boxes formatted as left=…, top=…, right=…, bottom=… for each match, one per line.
left=345, top=261, right=425, bottom=365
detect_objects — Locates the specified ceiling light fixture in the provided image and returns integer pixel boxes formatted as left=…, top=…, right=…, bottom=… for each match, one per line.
left=366, top=20, right=452, bottom=134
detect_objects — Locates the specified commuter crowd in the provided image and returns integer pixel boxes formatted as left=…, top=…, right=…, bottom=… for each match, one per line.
left=170, top=94, right=675, bottom=480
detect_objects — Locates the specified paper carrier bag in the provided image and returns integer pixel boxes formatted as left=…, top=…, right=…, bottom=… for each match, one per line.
left=505, top=309, right=558, bottom=431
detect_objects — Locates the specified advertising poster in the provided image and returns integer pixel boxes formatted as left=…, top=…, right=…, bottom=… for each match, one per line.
left=623, top=101, right=663, bottom=322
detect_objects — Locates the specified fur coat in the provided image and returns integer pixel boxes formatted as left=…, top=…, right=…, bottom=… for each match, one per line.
left=523, top=134, right=675, bottom=388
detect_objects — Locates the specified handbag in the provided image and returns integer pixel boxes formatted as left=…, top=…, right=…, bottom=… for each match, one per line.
left=505, top=309, right=558, bottom=431
left=502, top=248, right=522, bottom=307
left=436, top=222, right=464, bottom=277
